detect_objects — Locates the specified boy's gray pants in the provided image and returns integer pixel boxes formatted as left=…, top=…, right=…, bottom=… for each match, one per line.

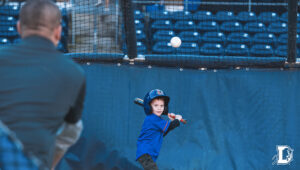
left=137, top=154, right=158, bottom=170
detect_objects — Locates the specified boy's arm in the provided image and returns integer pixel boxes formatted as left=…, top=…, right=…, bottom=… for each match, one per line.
left=163, top=119, right=180, bottom=137
left=52, top=82, right=86, bottom=169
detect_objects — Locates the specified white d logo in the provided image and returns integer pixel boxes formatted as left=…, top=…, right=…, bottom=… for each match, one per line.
left=273, top=145, right=294, bottom=165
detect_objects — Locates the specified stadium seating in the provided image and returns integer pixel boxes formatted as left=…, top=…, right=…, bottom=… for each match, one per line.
left=136, top=41, right=147, bottom=54
left=227, top=32, right=251, bottom=45
left=134, top=19, right=144, bottom=30
left=174, top=20, right=196, bottom=30
left=58, top=8, right=69, bottom=53
left=277, top=33, right=300, bottom=47
left=123, top=41, right=147, bottom=54
left=150, top=11, right=173, bottom=20
left=13, top=38, right=21, bottom=44
left=146, top=4, right=164, bottom=13
left=199, top=43, right=224, bottom=56
left=0, top=3, right=296, bottom=58
left=151, top=20, right=173, bottom=30
left=146, top=9, right=295, bottom=56
left=244, top=22, right=266, bottom=34
left=252, top=33, right=277, bottom=47
left=0, top=5, right=19, bottom=16
left=197, top=21, right=219, bottom=32
left=153, top=30, right=175, bottom=42
left=178, top=31, right=201, bottom=42
left=134, top=10, right=144, bottom=20
left=193, top=11, right=215, bottom=21
left=274, top=45, right=287, bottom=57
left=0, top=16, right=16, bottom=26
left=136, top=30, right=146, bottom=40
left=60, top=30, right=66, bottom=38
left=258, top=12, right=280, bottom=23
left=0, top=26, right=18, bottom=37
left=57, top=42, right=65, bottom=53
left=176, top=42, right=200, bottom=54
left=280, top=12, right=300, bottom=22
left=250, top=44, right=274, bottom=57
left=220, top=21, right=243, bottom=33
left=172, top=11, right=193, bottom=21
left=0, top=14, right=19, bottom=45
left=152, top=41, right=174, bottom=54
left=275, top=45, right=300, bottom=57
left=0, top=5, right=69, bottom=52
left=201, top=32, right=226, bottom=44
left=236, top=11, right=257, bottom=23
left=61, top=19, right=68, bottom=35
left=0, top=37, right=10, bottom=45
left=58, top=36, right=68, bottom=53
left=61, top=8, right=68, bottom=24
left=277, top=33, right=288, bottom=45
left=185, top=0, right=200, bottom=12
left=267, top=22, right=287, bottom=35
left=215, top=11, right=236, bottom=22
left=225, top=44, right=249, bottom=56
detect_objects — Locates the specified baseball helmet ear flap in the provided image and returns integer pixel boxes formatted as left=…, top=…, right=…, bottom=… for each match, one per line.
left=162, top=103, right=169, bottom=115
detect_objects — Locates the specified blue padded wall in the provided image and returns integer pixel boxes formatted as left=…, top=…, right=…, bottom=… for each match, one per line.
left=58, top=63, right=299, bottom=170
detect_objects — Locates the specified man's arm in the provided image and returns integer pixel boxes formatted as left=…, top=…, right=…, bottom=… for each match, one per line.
left=51, top=120, right=83, bottom=170
left=52, top=82, right=86, bottom=169
left=64, top=82, right=86, bottom=123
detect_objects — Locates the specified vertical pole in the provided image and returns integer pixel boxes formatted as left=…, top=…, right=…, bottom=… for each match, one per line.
left=93, top=4, right=98, bottom=53
left=248, top=0, right=251, bottom=12
left=116, top=0, right=119, bottom=46
left=287, top=0, right=297, bottom=63
left=185, top=0, right=188, bottom=11
left=71, top=0, right=75, bottom=46
left=120, top=0, right=137, bottom=59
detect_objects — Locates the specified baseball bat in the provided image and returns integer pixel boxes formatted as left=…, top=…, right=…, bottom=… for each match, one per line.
left=134, top=97, right=187, bottom=124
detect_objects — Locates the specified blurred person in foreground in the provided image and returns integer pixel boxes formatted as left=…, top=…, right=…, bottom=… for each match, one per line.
left=0, top=0, right=86, bottom=169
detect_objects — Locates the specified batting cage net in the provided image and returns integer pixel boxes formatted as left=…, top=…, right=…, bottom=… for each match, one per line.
left=128, top=0, right=294, bottom=68
left=0, top=0, right=298, bottom=68
left=67, top=0, right=122, bottom=54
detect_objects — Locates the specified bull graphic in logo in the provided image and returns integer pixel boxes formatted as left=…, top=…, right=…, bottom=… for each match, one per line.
left=157, top=90, right=163, bottom=95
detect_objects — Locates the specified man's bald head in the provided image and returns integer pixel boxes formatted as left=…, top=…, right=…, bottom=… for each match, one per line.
left=19, top=0, right=61, bottom=32
left=17, top=0, right=62, bottom=46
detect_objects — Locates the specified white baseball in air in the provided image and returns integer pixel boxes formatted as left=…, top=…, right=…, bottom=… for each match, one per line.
left=170, top=36, right=181, bottom=48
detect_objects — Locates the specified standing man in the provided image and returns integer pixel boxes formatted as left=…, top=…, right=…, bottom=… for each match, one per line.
left=0, top=0, right=85, bottom=169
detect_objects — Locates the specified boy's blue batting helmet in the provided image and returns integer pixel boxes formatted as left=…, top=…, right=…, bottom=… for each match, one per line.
left=143, top=89, right=170, bottom=115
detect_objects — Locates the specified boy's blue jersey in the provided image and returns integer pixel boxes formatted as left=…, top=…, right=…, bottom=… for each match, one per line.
left=136, top=114, right=170, bottom=162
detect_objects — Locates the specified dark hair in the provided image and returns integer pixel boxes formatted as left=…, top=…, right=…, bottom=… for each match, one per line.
left=19, top=0, right=61, bottom=31
left=150, top=96, right=166, bottom=104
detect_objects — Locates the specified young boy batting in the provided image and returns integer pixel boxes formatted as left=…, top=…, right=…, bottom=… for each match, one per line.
left=136, top=89, right=182, bottom=170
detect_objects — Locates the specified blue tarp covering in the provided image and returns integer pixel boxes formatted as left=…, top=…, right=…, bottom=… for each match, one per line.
left=57, top=63, right=299, bottom=170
